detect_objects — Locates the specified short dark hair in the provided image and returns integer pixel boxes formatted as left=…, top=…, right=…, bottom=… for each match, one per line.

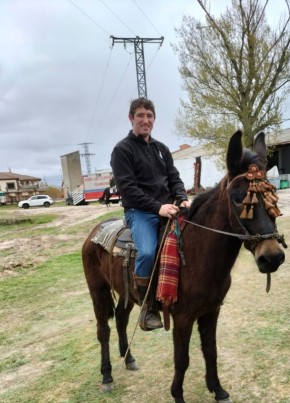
left=129, top=97, right=156, bottom=118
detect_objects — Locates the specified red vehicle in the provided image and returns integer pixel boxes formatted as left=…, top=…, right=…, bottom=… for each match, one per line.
left=70, top=170, right=120, bottom=205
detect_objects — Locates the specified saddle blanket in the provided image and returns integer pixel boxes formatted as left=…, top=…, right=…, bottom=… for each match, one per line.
left=91, top=219, right=136, bottom=257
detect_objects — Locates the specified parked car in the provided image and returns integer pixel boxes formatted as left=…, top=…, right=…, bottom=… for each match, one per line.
left=18, top=195, right=54, bottom=209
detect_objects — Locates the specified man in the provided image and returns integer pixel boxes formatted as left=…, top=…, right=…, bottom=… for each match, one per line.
left=110, top=98, right=190, bottom=330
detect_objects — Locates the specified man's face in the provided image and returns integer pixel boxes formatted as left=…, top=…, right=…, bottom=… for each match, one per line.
left=129, top=106, right=155, bottom=139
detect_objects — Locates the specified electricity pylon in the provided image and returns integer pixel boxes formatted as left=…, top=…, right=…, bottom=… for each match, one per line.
left=78, top=142, right=95, bottom=175
left=110, top=36, right=164, bottom=98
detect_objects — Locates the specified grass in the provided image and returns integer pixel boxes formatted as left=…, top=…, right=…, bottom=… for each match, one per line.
left=0, top=209, right=289, bottom=402
left=0, top=213, right=58, bottom=241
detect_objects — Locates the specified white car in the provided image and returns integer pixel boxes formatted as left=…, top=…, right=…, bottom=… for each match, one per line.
left=18, top=195, right=54, bottom=209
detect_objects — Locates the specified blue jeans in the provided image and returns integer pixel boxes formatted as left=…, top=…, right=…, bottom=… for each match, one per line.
left=125, top=209, right=159, bottom=278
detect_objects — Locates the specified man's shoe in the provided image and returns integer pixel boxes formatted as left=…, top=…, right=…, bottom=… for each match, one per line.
left=145, top=309, right=163, bottom=330
left=139, top=306, right=163, bottom=331
left=135, top=280, right=163, bottom=331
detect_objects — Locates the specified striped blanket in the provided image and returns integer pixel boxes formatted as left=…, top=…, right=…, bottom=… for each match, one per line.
left=156, top=218, right=181, bottom=307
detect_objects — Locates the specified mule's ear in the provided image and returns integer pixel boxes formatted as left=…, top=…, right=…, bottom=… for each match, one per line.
left=253, top=132, right=266, bottom=161
left=226, top=130, right=243, bottom=174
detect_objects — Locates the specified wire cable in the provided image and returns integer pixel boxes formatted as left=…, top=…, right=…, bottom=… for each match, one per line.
left=100, top=0, right=136, bottom=36
left=67, top=0, right=110, bottom=35
left=102, top=46, right=162, bottom=141
left=83, top=47, right=113, bottom=142
left=132, top=0, right=162, bottom=36
left=92, top=52, right=135, bottom=142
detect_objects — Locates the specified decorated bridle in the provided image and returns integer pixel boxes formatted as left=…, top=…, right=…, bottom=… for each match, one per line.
left=226, top=163, right=286, bottom=249
left=181, top=163, right=286, bottom=246
left=231, top=163, right=281, bottom=220
left=179, top=163, right=287, bottom=291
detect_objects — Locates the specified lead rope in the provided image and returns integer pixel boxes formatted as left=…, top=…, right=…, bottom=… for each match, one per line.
left=119, top=215, right=172, bottom=374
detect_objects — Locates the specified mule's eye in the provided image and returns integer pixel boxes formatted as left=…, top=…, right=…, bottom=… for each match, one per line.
left=232, top=190, right=246, bottom=205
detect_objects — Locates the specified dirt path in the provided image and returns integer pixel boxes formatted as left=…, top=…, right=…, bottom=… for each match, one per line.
left=0, top=203, right=122, bottom=273
left=1, top=188, right=289, bottom=274
left=15, top=203, right=121, bottom=227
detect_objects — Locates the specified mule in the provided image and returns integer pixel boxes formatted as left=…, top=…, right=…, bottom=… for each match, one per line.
left=98, top=186, right=121, bottom=206
left=82, top=131, right=286, bottom=402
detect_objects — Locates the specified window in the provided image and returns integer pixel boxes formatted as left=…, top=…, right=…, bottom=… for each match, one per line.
left=6, top=182, right=15, bottom=190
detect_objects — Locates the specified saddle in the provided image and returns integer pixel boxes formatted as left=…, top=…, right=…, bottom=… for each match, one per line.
left=91, top=219, right=167, bottom=309
left=91, top=219, right=137, bottom=257
left=91, top=219, right=139, bottom=307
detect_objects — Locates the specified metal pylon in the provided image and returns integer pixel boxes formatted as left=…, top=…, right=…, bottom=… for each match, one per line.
left=111, top=36, right=164, bottom=98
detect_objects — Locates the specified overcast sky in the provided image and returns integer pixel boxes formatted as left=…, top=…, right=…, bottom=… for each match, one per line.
left=0, top=0, right=287, bottom=186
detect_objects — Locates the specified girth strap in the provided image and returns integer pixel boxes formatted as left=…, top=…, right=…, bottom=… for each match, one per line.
left=122, top=243, right=133, bottom=309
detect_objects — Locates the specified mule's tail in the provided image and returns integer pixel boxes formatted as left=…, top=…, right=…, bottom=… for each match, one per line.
left=82, top=238, right=115, bottom=321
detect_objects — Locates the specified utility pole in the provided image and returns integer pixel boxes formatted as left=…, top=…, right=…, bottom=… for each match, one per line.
left=110, top=36, right=164, bottom=98
left=78, top=142, right=95, bottom=175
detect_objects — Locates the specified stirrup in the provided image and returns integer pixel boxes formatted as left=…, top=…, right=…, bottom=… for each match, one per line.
left=139, top=305, right=163, bottom=331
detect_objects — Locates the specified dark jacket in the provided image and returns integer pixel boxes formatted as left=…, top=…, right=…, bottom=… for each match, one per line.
left=110, top=131, right=188, bottom=214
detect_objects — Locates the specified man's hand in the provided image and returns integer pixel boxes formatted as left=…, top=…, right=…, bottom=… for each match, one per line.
left=159, top=204, right=179, bottom=218
left=180, top=200, right=190, bottom=208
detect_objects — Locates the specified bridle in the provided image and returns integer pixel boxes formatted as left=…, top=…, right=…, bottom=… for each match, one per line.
left=179, top=164, right=287, bottom=293
left=179, top=163, right=287, bottom=250
left=226, top=164, right=287, bottom=250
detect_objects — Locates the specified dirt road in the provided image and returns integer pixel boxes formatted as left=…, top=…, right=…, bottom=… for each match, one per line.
left=16, top=203, right=122, bottom=227
left=0, top=203, right=122, bottom=273
left=1, top=187, right=289, bottom=274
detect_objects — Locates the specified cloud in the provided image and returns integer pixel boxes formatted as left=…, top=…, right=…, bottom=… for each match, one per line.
left=0, top=0, right=286, bottom=185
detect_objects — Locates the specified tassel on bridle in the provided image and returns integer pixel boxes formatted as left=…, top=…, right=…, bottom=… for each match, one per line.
left=240, top=164, right=282, bottom=220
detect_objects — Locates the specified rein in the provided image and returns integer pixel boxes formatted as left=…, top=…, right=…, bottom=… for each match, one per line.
left=180, top=217, right=287, bottom=245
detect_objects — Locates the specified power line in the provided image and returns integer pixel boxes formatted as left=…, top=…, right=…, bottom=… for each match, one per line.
left=84, top=47, right=113, bottom=142
left=132, top=0, right=162, bottom=36
left=67, top=0, right=110, bottom=35
left=103, top=47, right=162, bottom=139
left=99, top=0, right=136, bottom=36
left=95, top=38, right=163, bottom=143
left=94, top=52, right=135, bottom=137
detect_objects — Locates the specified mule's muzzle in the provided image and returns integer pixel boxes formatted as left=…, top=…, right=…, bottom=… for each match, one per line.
left=257, top=251, right=285, bottom=273
left=255, top=240, right=285, bottom=273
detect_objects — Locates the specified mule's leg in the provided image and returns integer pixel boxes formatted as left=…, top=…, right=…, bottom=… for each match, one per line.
left=115, top=299, right=139, bottom=371
left=89, top=285, right=115, bottom=392
left=198, top=310, right=231, bottom=402
left=171, top=317, right=194, bottom=403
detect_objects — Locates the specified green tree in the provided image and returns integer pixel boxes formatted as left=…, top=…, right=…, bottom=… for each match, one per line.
left=174, top=0, right=290, bottom=151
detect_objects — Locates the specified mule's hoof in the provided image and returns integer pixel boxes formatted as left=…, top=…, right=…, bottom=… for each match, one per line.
left=174, top=398, right=185, bottom=403
left=102, top=382, right=114, bottom=392
left=126, top=360, right=139, bottom=371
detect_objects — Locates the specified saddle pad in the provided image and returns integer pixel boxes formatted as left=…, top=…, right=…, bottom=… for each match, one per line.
left=91, top=220, right=136, bottom=257
left=91, top=219, right=123, bottom=248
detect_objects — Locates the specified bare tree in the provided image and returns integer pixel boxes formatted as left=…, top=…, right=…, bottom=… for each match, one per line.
left=174, top=0, right=290, bottom=150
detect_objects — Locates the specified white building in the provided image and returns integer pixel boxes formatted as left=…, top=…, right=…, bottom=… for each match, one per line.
left=172, top=128, right=290, bottom=191
left=172, top=144, right=225, bottom=191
